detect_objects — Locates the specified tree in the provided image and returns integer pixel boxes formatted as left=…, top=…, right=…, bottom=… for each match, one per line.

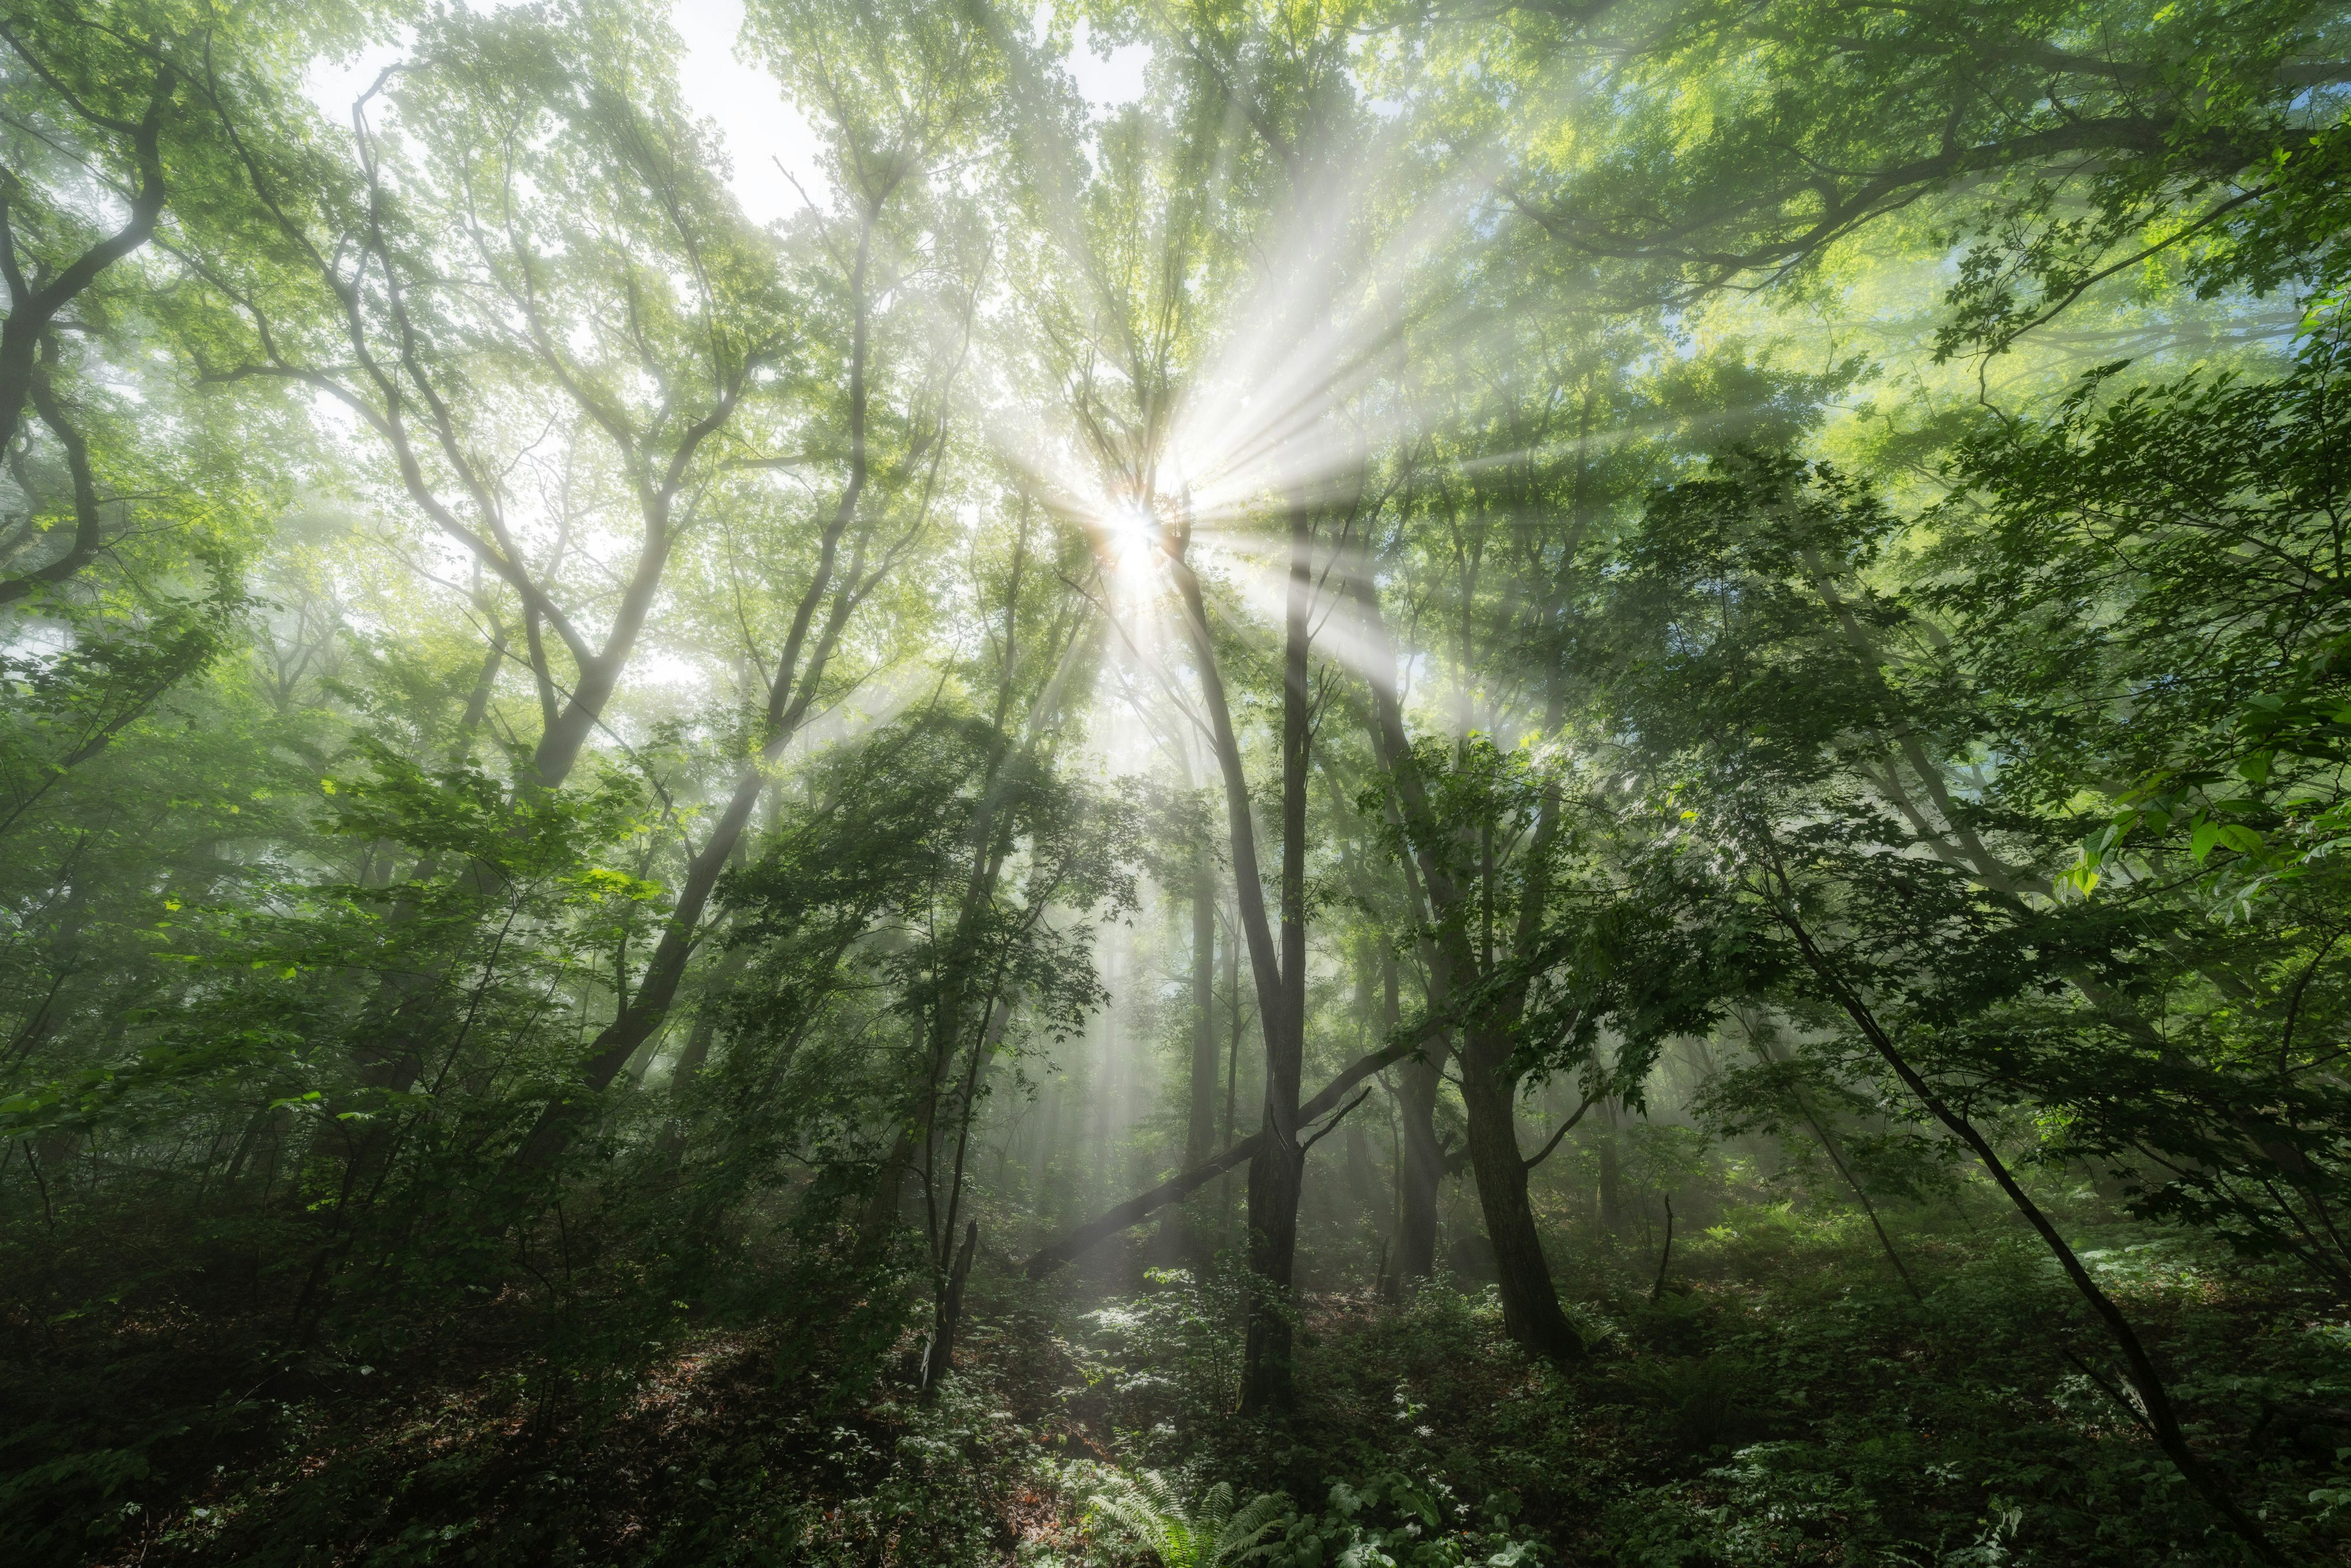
left=1503, top=0, right=2351, bottom=351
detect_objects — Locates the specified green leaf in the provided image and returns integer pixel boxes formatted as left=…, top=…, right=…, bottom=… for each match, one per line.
left=2057, top=855, right=2102, bottom=898
left=2192, top=817, right=2263, bottom=863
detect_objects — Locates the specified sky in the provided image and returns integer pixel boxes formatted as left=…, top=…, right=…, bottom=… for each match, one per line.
left=670, top=0, right=825, bottom=225
left=672, top=0, right=1153, bottom=225
left=305, top=2, right=1154, bottom=231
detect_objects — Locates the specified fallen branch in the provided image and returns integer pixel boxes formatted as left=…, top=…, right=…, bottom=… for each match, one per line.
left=1024, top=1029, right=1430, bottom=1280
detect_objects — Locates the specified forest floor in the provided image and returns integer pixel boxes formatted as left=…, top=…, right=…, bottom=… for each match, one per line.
left=34, top=1200, right=2351, bottom=1566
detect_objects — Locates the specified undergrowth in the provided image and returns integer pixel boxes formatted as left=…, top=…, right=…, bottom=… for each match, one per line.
left=12, top=1195, right=2351, bottom=1566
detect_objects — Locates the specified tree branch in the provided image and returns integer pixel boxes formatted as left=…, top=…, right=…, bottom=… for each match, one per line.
left=1024, top=1026, right=1435, bottom=1278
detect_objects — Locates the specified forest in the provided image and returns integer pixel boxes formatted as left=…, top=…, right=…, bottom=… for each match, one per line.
left=5, top=0, right=2351, bottom=1562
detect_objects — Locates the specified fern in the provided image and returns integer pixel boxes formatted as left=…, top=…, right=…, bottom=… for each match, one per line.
left=1087, top=1469, right=1287, bottom=1568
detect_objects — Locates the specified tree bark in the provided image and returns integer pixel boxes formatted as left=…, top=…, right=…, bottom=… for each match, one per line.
left=1597, top=1101, right=1621, bottom=1236
left=1387, top=944, right=1441, bottom=1294
left=0, top=59, right=172, bottom=488
left=919, top=1219, right=978, bottom=1400
left=653, top=945, right=751, bottom=1169
left=1235, top=497, right=1313, bottom=1411
left=1158, top=498, right=1308, bottom=1411
left=1455, top=1028, right=1582, bottom=1358
left=1187, top=853, right=1220, bottom=1170
left=1344, top=541, right=1583, bottom=1359
left=1183, top=850, right=1220, bottom=1259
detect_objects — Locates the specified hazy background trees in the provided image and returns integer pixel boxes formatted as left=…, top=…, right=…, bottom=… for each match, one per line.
left=4, top=0, right=2349, bottom=1561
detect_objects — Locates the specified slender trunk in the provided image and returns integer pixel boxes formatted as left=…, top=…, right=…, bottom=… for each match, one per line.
left=1185, top=852, right=1220, bottom=1259
left=1237, top=498, right=1313, bottom=1413
left=920, top=1220, right=978, bottom=1400
left=1771, top=882, right=2281, bottom=1565
left=1455, top=1028, right=1581, bottom=1358
left=920, top=967, right=1005, bottom=1398
left=1187, top=853, right=1219, bottom=1169
left=509, top=765, right=762, bottom=1174
left=307, top=637, right=512, bottom=1181
left=1346, top=542, right=1582, bottom=1360
left=1343, top=1115, right=1376, bottom=1216
left=1747, top=1010, right=1921, bottom=1300
left=1224, top=911, right=1243, bottom=1146
left=654, top=945, right=750, bottom=1168
left=1597, top=1101, right=1621, bottom=1236
left=861, top=565, right=1052, bottom=1249
left=1168, top=547, right=1286, bottom=1111
left=866, top=997, right=988, bottom=1250
left=890, top=991, right=1010, bottom=1254
left=508, top=211, right=883, bottom=1180
left=1223, top=904, right=1242, bottom=1226
left=1389, top=945, right=1440, bottom=1294
left=655, top=1005, right=720, bottom=1160
left=1162, top=508, right=1301, bottom=1408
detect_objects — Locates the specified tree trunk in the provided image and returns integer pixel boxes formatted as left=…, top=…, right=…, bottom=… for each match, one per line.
left=1457, top=1029, right=1584, bottom=1359
left=1239, top=1129, right=1304, bottom=1410
left=1024, top=1029, right=1430, bottom=1277
left=1188, top=854, right=1220, bottom=1168
left=0, top=63, right=171, bottom=490
left=1388, top=945, right=1441, bottom=1295
left=1183, top=853, right=1220, bottom=1260
left=1597, top=1101, right=1622, bottom=1236
left=505, top=216, right=884, bottom=1180
left=1344, top=544, right=1582, bottom=1360
left=654, top=945, right=749, bottom=1169
left=306, top=637, right=513, bottom=1185
left=920, top=1219, right=978, bottom=1400
left=1394, top=1052, right=1442, bottom=1290
left=1343, top=1114, right=1376, bottom=1219
left=1162, top=497, right=1308, bottom=1413
left=1237, top=498, right=1314, bottom=1412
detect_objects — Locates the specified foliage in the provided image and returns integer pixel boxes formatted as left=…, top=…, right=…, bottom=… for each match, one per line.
left=1263, top=1469, right=1542, bottom=1568
left=5, top=0, right=2351, bottom=1561
left=1088, top=1468, right=1288, bottom=1568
